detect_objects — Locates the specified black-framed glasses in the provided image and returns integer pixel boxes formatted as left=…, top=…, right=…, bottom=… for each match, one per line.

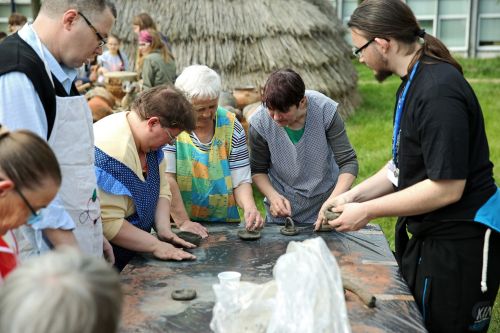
left=352, top=38, right=375, bottom=58
left=79, top=12, right=107, bottom=48
left=14, top=186, right=40, bottom=217
left=163, top=127, right=177, bottom=144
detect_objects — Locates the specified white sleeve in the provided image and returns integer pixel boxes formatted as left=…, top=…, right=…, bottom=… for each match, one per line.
left=0, top=72, right=48, bottom=138
left=164, top=150, right=177, bottom=173
left=231, top=166, right=252, bottom=188
left=32, top=194, right=76, bottom=231
left=0, top=72, right=75, bottom=230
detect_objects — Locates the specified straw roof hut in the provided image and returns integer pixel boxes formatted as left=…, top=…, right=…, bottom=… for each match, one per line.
left=113, top=0, right=360, bottom=117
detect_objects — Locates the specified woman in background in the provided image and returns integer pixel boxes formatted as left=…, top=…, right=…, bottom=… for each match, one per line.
left=132, top=12, right=173, bottom=53
left=136, top=29, right=176, bottom=89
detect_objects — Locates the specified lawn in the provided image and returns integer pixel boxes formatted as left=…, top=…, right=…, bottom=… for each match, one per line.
left=251, top=56, right=500, bottom=332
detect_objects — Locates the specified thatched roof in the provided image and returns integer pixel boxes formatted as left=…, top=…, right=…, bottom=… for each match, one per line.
left=113, top=0, right=360, bottom=117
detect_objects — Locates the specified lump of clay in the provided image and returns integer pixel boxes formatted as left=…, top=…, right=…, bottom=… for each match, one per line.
left=280, top=217, right=299, bottom=236
left=317, top=211, right=340, bottom=232
left=324, top=210, right=340, bottom=221
left=171, top=288, right=197, bottom=301
left=237, top=229, right=261, bottom=240
left=175, top=231, right=202, bottom=246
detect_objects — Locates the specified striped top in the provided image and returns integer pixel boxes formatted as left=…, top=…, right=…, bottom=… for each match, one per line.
left=163, top=116, right=251, bottom=187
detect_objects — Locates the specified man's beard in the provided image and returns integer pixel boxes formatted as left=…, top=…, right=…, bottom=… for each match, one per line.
left=375, top=70, right=393, bottom=82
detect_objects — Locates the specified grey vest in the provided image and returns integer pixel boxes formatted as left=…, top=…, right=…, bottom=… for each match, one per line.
left=250, top=90, right=340, bottom=223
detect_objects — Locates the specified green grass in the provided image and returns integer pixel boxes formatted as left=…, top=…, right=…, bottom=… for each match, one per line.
left=460, top=56, right=500, bottom=80
left=251, top=57, right=500, bottom=331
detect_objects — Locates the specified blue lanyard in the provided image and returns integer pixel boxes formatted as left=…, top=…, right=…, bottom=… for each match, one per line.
left=392, top=61, right=420, bottom=167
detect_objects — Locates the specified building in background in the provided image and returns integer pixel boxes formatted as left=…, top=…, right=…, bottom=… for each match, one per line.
left=2, top=1, right=498, bottom=58
left=334, top=0, right=500, bottom=58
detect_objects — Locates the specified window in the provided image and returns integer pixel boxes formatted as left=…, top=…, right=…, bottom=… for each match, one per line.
left=478, top=0, right=500, bottom=48
left=407, top=0, right=437, bottom=40
left=418, top=19, right=434, bottom=36
left=439, top=18, right=467, bottom=48
left=407, top=0, right=437, bottom=16
left=437, top=0, right=468, bottom=50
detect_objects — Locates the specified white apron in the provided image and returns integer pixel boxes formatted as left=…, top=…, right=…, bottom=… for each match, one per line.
left=15, top=26, right=103, bottom=257
left=47, top=94, right=103, bottom=256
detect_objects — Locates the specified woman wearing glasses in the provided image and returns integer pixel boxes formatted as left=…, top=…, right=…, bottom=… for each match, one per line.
left=136, top=29, right=176, bottom=89
left=0, top=127, right=61, bottom=281
left=94, top=85, right=198, bottom=271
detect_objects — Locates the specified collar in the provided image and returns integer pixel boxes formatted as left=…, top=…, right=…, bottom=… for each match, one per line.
left=18, top=24, right=78, bottom=94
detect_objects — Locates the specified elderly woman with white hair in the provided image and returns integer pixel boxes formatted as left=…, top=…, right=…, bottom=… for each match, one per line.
left=163, top=65, right=264, bottom=237
left=0, top=248, right=122, bottom=333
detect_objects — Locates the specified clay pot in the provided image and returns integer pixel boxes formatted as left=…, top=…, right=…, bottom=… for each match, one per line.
left=233, top=86, right=261, bottom=110
left=87, top=96, right=113, bottom=122
left=103, top=71, right=138, bottom=100
left=85, top=87, right=115, bottom=107
left=242, top=101, right=261, bottom=122
left=219, top=91, right=237, bottom=108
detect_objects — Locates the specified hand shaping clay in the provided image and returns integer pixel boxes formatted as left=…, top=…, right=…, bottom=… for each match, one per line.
left=324, top=210, right=340, bottom=221
left=317, top=211, right=340, bottom=232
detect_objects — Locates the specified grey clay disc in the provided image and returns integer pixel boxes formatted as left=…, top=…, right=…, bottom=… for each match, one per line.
left=237, top=229, right=261, bottom=240
left=171, top=288, right=197, bottom=301
left=175, top=231, right=202, bottom=246
left=280, top=226, right=299, bottom=236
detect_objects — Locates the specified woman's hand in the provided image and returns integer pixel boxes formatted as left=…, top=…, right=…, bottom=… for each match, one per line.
left=158, top=230, right=196, bottom=249
left=268, top=194, right=292, bottom=217
left=152, top=241, right=196, bottom=261
left=179, top=221, right=209, bottom=238
left=243, top=206, right=265, bottom=230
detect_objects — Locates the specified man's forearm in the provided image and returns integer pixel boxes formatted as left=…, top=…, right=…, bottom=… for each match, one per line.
left=43, top=228, right=78, bottom=248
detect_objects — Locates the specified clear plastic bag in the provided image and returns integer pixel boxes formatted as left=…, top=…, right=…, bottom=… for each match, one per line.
left=210, top=237, right=351, bottom=333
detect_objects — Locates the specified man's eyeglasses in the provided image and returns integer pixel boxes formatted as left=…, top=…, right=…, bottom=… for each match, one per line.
left=352, top=38, right=375, bottom=58
left=79, top=12, right=107, bottom=48
left=163, top=127, right=177, bottom=143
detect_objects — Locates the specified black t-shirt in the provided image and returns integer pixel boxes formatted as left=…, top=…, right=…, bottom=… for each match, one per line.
left=395, top=56, right=496, bottom=223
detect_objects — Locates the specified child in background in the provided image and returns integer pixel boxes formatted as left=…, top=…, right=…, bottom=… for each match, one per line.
left=98, top=34, right=129, bottom=73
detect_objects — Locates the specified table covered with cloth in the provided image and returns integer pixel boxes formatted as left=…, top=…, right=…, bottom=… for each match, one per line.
left=119, top=223, right=426, bottom=333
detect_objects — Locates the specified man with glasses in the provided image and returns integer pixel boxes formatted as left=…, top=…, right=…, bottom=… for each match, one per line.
left=0, top=1, right=116, bottom=262
left=325, top=1, right=500, bottom=332
left=93, top=86, right=198, bottom=271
